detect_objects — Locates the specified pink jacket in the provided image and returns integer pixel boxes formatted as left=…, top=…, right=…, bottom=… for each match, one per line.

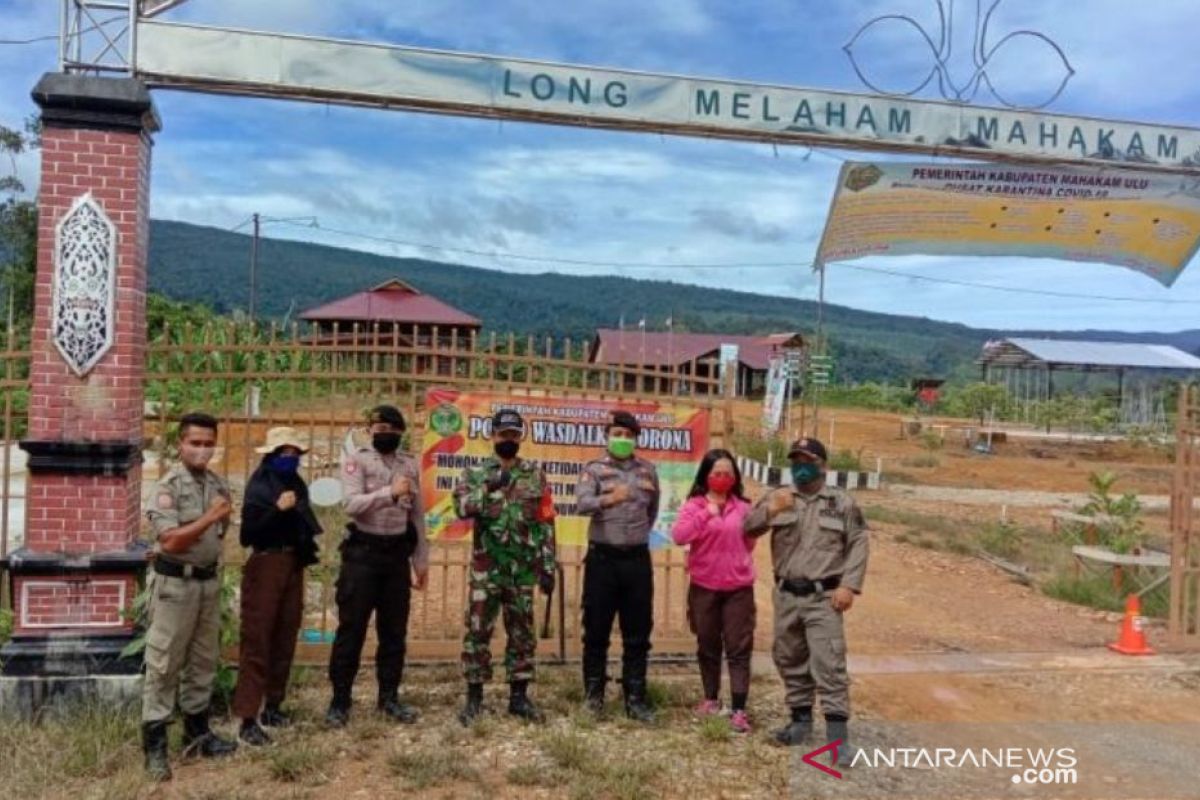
left=671, top=495, right=756, bottom=591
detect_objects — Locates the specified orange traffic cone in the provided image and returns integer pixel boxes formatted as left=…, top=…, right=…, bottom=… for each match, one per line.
left=1107, top=594, right=1155, bottom=655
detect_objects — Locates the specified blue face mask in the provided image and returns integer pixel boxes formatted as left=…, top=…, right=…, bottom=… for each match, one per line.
left=791, top=462, right=822, bottom=487
left=269, top=454, right=301, bottom=474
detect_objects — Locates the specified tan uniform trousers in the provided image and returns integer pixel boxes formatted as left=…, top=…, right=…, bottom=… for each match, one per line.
left=772, top=587, right=851, bottom=718
left=141, top=572, right=222, bottom=723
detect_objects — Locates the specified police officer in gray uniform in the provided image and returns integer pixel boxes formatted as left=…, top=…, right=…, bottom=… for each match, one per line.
left=575, top=410, right=660, bottom=721
left=744, top=437, right=869, bottom=764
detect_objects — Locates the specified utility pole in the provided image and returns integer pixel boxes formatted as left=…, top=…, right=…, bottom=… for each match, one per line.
left=249, top=212, right=260, bottom=323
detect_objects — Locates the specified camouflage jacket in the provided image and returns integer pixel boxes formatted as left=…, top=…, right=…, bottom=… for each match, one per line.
left=452, top=456, right=556, bottom=577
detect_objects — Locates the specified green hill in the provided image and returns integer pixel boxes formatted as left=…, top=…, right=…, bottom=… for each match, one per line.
left=146, top=220, right=1198, bottom=384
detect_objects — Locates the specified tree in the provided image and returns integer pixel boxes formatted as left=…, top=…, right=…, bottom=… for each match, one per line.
left=942, top=382, right=1011, bottom=424
left=0, top=119, right=38, bottom=335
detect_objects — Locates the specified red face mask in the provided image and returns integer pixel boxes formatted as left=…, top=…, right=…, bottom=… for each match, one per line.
left=707, top=474, right=736, bottom=495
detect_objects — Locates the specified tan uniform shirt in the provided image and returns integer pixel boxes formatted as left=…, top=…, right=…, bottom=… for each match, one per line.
left=341, top=447, right=429, bottom=570
left=575, top=454, right=661, bottom=547
left=146, top=463, right=231, bottom=568
left=744, top=486, right=869, bottom=592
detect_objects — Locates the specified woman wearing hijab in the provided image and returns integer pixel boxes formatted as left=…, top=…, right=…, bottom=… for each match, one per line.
left=671, top=448, right=756, bottom=733
left=232, top=427, right=322, bottom=746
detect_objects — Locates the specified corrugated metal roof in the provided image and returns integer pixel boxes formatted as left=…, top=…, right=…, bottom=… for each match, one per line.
left=987, top=338, right=1200, bottom=370
left=590, top=329, right=803, bottom=370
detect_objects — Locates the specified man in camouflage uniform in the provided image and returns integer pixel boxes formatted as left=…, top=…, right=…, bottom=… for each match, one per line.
left=575, top=410, right=660, bottom=722
left=744, top=437, right=869, bottom=765
left=453, top=408, right=556, bottom=725
left=141, top=412, right=238, bottom=781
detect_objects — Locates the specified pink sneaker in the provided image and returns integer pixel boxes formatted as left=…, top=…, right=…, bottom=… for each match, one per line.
left=730, top=710, right=751, bottom=734
left=693, top=699, right=721, bottom=717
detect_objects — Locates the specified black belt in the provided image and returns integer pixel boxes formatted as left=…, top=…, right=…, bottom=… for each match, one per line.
left=345, top=525, right=414, bottom=552
left=252, top=545, right=296, bottom=555
left=589, top=542, right=650, bottom=559
left=777, top=575, right=840, bottom=596
left=153, top=559, right=218, bottom=581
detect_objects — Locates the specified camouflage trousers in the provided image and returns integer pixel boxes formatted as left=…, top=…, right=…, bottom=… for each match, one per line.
left=461, top=551, right=537, bottom=684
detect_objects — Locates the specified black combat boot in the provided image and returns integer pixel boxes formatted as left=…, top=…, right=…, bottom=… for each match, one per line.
left=507, top=680, right=545, bottom=723
left=773, top=705, right=814, bottom=747
left=458, top=682, right=484, bottom=726
left=325, top=688, right=352, bottom=728
left=238, top=718, right=272, bottom=747
left=259, top=704, right=292, bottom=728
left=583, top=674, right=606, bottom=715
left=825, top=716, right=859, bottom=768
left=622, top=678, right=655, bottom=723
left=377, top=686, right=419, bottom=724
left=181, top=710, right=238, bottom=758
left=141, top=720, right=172, bottom=782
left=582, top=658, right=606, bottom=714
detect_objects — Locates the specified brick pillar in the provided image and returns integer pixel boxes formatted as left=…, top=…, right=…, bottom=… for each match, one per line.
left=1, top=74, right=159, bottom=699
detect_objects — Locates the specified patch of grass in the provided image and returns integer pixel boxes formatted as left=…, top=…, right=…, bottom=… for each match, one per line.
left=1043, top=571, right=1170, bottom=617
left=389, top=744, right=481, bottom=790
left=644, top=679, right=689, bottom=710
left=267, top=740, right=332, bottom=784
left=827, top=447, right=865, bottom=472
left=0, top=607, right=12, bottom=647
left=351, top=717, right=389, bottom=742
left=569, top=758, right=660, bottom=800
left=507, top=763, right=565, bottom=788
left=540, top=729, right=591, bottom=772
left=0, top=704, right=143, bottom=798
left=978, top=521, right=1023, bottom=560
left=698, top=714, right=731, bottom=742
left=471, top=714, right=497, bottom=739
left=900, top=454, right=940, bottom=468
left=538, top=729, right=662, bottom=800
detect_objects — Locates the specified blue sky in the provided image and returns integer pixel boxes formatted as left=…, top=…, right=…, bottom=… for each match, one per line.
left=3, top=0, right=1200, bottom=331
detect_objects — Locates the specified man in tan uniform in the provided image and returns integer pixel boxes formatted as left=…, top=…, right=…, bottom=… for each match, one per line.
left=141, top=412, right=238, bottom=781
left=744, top=437, right=868, bottom=765
left=325, top=404, right=429, bottom=727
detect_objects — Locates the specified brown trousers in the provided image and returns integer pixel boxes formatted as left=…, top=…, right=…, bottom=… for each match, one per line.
left=232, top=551, right=305, bottom=719
left=687, top=583, right=756, bottom=700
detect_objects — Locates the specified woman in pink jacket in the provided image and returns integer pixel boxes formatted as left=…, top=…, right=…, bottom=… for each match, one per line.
left=672, top=448, right=756, bottom=733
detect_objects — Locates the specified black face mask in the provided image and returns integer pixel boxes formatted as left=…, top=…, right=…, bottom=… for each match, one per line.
left=494, top=440, right=520, bottom=460
left=372, top=432, right=402, bottom=454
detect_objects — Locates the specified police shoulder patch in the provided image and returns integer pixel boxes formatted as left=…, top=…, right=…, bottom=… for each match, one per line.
left=156, top=492, right=175, bottom=510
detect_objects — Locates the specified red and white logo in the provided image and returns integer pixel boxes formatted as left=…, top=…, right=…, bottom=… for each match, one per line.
left=801, top=739, right=845, bottom=780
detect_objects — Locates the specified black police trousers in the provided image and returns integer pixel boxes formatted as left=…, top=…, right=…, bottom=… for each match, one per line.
left=581, top=543, right=654, bottom=687
left=327, top=529, right=414, bottom=702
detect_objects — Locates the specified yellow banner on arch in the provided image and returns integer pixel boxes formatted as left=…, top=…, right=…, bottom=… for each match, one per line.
left=817, top=162, right=1200, bottom=286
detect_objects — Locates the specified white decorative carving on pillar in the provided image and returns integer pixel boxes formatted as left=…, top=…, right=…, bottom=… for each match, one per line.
left=51, top=192, right=118, bottom=377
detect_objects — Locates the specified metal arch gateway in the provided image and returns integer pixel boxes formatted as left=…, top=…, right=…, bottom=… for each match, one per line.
left=11, top=0, right=1192, bottom=685
left=60, top=2, right=1200, bottom=176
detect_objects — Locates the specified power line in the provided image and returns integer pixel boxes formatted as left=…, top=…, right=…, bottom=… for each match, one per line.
left=835, top=261, right=1200, bottom=305
left=0, top=33, right=59, bottom=45
left=263, top=218, right=1200, bottom=304
left=273, top=219, right=802, bottom=270
left=0, top=17, right=128, bottom=47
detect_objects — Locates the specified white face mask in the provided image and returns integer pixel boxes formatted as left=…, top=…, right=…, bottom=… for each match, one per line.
left=180, top=444, right=215, bottom=469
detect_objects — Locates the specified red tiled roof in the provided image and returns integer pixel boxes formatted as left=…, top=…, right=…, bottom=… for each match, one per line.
left=299, top=278, right=481, bottom=326
left=590, top=329, right=803, bottom=371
